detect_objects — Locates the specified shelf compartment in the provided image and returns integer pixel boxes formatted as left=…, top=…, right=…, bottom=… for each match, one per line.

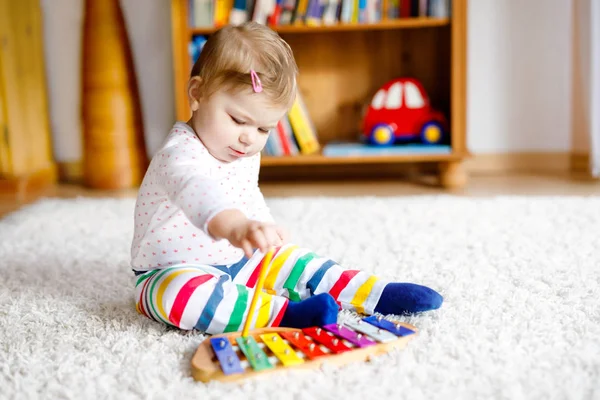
left=188, top=18, right=450, bottom=36
left=260, top=152, right=465, bottom=166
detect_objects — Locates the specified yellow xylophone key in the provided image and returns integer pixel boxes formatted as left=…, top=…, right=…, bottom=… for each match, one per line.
left=259, top=333, right=305, bottom=367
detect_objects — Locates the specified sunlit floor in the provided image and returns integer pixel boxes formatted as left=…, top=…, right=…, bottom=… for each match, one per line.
left=1, top=173, right=599, bottom=217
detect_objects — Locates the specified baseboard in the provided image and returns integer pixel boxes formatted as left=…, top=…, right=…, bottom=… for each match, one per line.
left=54, top=153, right=596, bottom=183
left=465, top=152, right=593, bottom=176
left=570, top=153, right=590, bottom=173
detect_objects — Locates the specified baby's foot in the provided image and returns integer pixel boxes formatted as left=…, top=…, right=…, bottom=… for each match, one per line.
left=279, top=293, right=340, bottom=329
left=374, top=282, right=443, bottom=315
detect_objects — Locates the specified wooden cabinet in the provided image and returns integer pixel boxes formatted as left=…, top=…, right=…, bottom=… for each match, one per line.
left=0, top=0, right=57, bottom=199
left=170, top=0, right=468, bottom=187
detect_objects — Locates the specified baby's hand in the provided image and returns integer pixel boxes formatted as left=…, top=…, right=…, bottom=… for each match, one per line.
left=229, top=220, right=286, bottom=258
left=207, top=210, right=289, bottom=258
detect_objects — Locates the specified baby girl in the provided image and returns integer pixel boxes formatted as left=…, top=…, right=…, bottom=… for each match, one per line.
left=130, top=22, right=442, bottom=335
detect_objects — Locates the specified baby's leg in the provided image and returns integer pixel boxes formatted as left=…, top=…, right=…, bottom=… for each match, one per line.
left=229, top=244, right=443, bottom=316
left=134, top=265, right=291, bottom=335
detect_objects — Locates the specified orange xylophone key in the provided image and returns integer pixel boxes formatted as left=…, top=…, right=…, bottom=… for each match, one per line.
left=279, top=330, right=328, bottom=360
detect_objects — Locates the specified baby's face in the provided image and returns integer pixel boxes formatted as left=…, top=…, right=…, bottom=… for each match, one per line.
left=190, top=88, right=287, bottom=163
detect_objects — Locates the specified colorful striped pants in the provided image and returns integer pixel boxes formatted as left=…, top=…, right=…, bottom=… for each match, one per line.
left=134, top=244, right=389, bottom=335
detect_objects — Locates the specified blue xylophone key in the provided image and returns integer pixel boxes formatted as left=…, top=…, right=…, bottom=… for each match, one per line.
left=343, top=318, right=399, bottom=343
left=210, top=337, right=244, bottom=375
left=362, top=316, right=416, bottom=337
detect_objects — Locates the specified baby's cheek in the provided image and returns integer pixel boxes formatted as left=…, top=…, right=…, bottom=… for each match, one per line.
left=257, top=136, right=269, bottom=149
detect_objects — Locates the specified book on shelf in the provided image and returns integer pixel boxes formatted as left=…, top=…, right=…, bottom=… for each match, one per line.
left=187, top=0, right=451, bottom=29
left=263, top=90, right=320, bottom=157
left=189, top=35, right=208, bottom=65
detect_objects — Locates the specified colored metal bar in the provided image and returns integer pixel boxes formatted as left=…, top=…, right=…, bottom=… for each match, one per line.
left=322, top=323, right=377, bottom=348
left=210, top=337, right=244, bottom=375
left=279, top=330, right=327, bottom=360
left=235, top=336, right=273, bottom=371
left=362, top=316, right=416, bottom=337
left=342, top=318, right=399, bottom=343
left=303, top=326, right=353, bottom=353
left=259, top=333, right=304, bottom=366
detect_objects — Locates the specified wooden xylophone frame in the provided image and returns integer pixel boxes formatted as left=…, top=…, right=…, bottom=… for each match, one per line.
left=190, top=321, right=418, bottom=383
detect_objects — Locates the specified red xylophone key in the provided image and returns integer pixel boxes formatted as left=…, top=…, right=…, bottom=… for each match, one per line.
left=303, top=327, right=353, bottom=354
left=279, top=330, right=328, bottom=360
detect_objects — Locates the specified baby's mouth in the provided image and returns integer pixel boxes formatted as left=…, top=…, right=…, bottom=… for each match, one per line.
left=230, top=147, right=246, bottom=156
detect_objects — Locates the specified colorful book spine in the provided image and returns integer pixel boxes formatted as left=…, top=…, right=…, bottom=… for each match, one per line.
left=305, top=0, right=323, bottom=25
left=267, top=0, right=285, bottom=24
left=229, top=0, right=249, bottom=24
left=282, top=116, right=299, bottom=154
left=214, top=0, right=233, bottom=26
left=287, top=93, right=320, bottom=155
left=187, top=0, right=445, bottom=27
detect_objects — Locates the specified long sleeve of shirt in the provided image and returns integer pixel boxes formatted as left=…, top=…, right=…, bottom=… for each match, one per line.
left=130, top=122, right=271, bottom=271
left=155, top=142, right=239, bottom=236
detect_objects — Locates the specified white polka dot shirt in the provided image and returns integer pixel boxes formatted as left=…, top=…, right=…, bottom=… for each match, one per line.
left=130, top=122, right=274, bottom=272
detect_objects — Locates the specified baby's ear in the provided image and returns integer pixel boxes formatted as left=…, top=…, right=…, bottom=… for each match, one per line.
left=187, top=76, right=203, bottom=109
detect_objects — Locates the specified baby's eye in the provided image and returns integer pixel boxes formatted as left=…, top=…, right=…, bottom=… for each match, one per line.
left=258, top=128, right=270, bottom=134
left=230, top=115, right=244, bottom=125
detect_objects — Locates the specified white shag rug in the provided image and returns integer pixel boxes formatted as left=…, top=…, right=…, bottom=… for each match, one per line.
left=1, top=195, right=599, bottom=400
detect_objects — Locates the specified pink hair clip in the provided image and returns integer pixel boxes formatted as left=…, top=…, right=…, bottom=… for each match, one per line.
left=250, top=69, right=263, bottom=93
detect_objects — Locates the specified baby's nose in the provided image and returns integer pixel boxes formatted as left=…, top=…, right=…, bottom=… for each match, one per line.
left=239, top=131, right=255, bottom=145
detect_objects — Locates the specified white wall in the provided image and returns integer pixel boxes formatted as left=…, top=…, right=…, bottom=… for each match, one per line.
left=41, top=0, right=579, bottom=163
left=466, top=0, right=573, bottom=153
left=41, top=0, right=83, bottom=165
left=571, top=0, right=591, bottom=154
left=41, top=0, right=175, bottom=164
left=119, top=0, right=175, bottom=157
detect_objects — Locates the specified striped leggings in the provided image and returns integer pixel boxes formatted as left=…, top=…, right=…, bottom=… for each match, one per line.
left=134, top=244, right=389, bottom=335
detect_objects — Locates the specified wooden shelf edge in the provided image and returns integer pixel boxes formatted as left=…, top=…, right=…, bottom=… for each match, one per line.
left=260, top=151, right=468, bottom=166
left=189, top=18, right=451, bottom=35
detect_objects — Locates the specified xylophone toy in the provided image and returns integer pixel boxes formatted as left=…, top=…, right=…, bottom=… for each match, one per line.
left=190, top=249, right=418, bottom=383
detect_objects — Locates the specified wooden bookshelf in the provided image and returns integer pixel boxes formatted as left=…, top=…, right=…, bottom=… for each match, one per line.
left=171, top=0, right=469, bottom=188
left=261, top=151, right=463, bottom=166
left=189, top=18, right=451, bottom=35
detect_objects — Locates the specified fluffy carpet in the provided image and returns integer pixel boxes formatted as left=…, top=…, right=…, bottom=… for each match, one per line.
left=1, top=195, right=599, bottom=400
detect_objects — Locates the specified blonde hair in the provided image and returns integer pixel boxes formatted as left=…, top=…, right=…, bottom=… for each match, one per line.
left=190, top=22, right=298, bottom=109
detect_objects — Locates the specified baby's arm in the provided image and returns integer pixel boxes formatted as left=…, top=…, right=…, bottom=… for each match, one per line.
left=157, top=147, right=284, bottom=256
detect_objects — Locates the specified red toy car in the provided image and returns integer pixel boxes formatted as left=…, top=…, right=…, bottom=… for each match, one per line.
left=361, top=77, right=448, bottom=146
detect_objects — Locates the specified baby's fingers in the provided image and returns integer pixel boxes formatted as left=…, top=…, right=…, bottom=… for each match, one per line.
left=262, top=226, right=282, bottom=247
left=240, top=238, right=254, bottom=258
left=249, top=229, right=269, bottom=255
left=275, top=226, right=289, bottom=244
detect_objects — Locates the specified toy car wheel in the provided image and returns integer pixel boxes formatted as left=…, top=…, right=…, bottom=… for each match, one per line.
left=420, top=121, right=445, bottom=144
left=369, top=124, right=395, bottom=146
